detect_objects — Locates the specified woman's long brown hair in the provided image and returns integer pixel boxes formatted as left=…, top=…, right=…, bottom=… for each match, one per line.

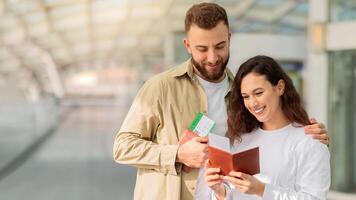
left=227, top=55, right=310, bottom=142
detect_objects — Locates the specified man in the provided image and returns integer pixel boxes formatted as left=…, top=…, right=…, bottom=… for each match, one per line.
left=113, top=3, right=329, bottom=200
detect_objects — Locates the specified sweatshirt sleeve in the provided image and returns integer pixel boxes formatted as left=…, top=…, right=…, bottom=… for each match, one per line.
left=262, top=139, right=330, bottom=200
left=210, top=182, right=234, bottom=200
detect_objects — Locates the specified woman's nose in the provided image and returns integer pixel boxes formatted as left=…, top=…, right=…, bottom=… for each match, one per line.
left=250, top=97, right=259, bottom=108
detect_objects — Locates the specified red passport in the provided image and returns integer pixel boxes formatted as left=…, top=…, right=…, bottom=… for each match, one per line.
left=179, top=130, right=199, bottom=144
left=208, top=146, right=260, bottom=176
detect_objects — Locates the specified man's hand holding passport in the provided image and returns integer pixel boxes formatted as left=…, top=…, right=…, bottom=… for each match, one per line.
left=179, top=112, right=260, bottom=175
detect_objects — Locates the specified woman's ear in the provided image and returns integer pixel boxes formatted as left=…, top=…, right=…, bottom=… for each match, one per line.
left=277, top=79, right=285, bottom=96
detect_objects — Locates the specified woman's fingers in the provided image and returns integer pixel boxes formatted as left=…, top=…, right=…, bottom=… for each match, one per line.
left=206, top=174, right=222, bottom=182
left=224, top=175, right=248, bottom=187
left=207, top=181, right=223, bottom=187
left=229, top=171, right=250, bottom=180
left=205, top=166, right=223, bottom=186
left=205, top=167, right=220, bottom=175
left=204, top=159, right=210, bottom=168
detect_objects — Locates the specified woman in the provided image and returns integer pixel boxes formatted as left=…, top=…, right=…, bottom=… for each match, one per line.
left=205, top=55, right=330, bottom=200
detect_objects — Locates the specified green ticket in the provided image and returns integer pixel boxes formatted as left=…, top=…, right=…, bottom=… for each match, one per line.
left=188, top=112, right=216, bottom=136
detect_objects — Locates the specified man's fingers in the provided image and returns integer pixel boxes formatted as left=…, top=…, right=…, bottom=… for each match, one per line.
left=309, top=134, right=330, bottom=145
left=192, top=136, right=209, bottom=143
left=306, top=121, right=326, bottom=129
left=319, top=139, right=329, bottom=145
left=305, top=127, right=327, bottom=135
left=309, top=117, right=326, bottom=129
left=306, top=122, right=326, bottom=129
left=310, top=133, right=328, bottom=140
left=182, top=165, right=192, bottom=173
left=311, top=134, right=329, bottom=143
left=305, top=119, right=329, bottom=145
left=305, top=123, right=322, bottom=130
left=309, top=118, right=317, bottom=124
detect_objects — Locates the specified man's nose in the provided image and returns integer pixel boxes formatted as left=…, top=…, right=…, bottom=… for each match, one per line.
left=207, top=50, right=219, bottom=64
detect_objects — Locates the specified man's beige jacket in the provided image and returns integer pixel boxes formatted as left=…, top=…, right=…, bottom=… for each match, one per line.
left=113, top=59, right=234, bottom=200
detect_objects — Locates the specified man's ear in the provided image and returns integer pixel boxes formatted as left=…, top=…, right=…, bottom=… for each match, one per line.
left=183, top=37, right=192, bottom=54
left=277, top=79, right=285, bottom=96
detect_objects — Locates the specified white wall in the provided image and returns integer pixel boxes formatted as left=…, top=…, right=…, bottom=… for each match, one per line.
left=327, top=21, right=356, bottom=50
left=228, top=33, right=307, bottom=73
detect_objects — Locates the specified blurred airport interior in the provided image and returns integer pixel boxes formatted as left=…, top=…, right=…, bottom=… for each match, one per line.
left=0, top=0, right=355, bottom=199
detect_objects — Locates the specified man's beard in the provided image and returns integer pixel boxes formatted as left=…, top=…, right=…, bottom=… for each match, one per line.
left=191, top=54, right=229, bottom=82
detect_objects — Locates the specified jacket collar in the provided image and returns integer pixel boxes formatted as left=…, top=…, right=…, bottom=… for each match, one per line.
left=171, top=59, right=195, bottom=79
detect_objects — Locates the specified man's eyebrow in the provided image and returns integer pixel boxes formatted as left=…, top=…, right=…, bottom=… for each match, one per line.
left=194, top=41, right=226, bottom=48
left=195, top=45, right=207, bottom=48
left=215, top=41, right=226, bottom=46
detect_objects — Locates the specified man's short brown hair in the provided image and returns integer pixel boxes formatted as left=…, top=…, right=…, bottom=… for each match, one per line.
left=185, top=2, right=229, bottom=33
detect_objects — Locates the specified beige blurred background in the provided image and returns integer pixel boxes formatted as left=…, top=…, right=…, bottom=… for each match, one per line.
left=0, top=0, right=355, bottom=199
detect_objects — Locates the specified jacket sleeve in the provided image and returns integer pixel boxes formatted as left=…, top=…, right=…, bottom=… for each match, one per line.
left=262, top=141, right=330, bottom=200
left=113, top=79, right=181, bottom=175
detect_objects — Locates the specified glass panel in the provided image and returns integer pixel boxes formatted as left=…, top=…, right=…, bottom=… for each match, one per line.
left=354, top=64, right=356, bottom=188
left=329, top=50, right=356, bottom=192
left=280, top=62, right=304, bottom=96
left=258, top=0, right=285, bottom=7
left=330, top=0, right=356, bottom=22
left=173, top=32, right=189, bottom=64
left=0, top=80, right=59, bottom=175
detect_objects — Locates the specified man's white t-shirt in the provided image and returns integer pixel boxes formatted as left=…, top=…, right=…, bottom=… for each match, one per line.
left=196, top=73, right=229, bottom=136
left=195, top=73, right=230, bottom=199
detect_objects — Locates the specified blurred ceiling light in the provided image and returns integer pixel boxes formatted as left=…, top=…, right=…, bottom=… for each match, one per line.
left=117, top=37, right=137, bottom=48
left=312, top=23, right=325, bottom=52
left=93, top=8, right=127, bottom=24
left=2, top=28, right=26, bottom=45
left=71, top=71, right=98, bottom=86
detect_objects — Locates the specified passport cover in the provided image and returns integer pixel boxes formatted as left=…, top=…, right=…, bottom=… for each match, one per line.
left=208, top=146, right=260, bottom=176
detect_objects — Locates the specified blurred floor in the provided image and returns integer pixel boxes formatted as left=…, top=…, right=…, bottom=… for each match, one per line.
left=0, top=103, right=354, bottom=200
left=0, top=105, right=136, bottom=200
